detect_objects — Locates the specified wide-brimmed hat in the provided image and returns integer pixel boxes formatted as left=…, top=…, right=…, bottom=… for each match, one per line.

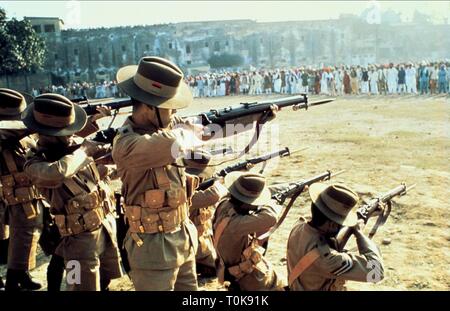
left=0, top=88, right=27, bottom=121
left=224, top=172, right=272, bottom=206
left=309, top=183, right=359, bottom=226
left=22, top=93, right=87, bottom=136
left=116, top=56, right=193, bottom=109
left=183, top=148, right=215, bottom=179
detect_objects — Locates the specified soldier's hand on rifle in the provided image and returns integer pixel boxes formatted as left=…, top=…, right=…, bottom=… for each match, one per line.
left=245, top=163, right=255, bottom=170
left=373, top=201, right=391, bottom=217
left=81, top=139, right=107, bottom=158
left=351, top=219, right=365, bottom=233
left=267, top=104, right=279, bottom=122
left=90, top=106, right=112, bottom=123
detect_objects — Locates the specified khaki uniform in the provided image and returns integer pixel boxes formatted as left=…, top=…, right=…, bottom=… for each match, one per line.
left=213, top=198, right=285, bottom=291
left=24, top=142, right=122, bottom=291
left=190, top=184, right=224, bottom=269
left=112, top=116, right=199, bottom=291
left=287, top=218, right=384, bottom=291
left=0, top=135, right=43, bottom=270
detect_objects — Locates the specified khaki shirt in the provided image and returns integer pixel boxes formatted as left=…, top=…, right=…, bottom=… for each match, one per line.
left=287, top=218, right=384, bottom=291
left=112, top=116, right=199, bottom=269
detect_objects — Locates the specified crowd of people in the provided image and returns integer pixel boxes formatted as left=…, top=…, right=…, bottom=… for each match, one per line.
left=30, top=60, right=450, bottom=100
left=31, top=81, right=121, bottom=100
left=185, top=60, right=450, bottom=98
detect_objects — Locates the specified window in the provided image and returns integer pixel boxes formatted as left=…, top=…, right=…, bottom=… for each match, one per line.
left=98, top=48, right=102, bottom=53
left=32, top=25, right=41, bottom=33
left=121, top=45, right=126, bottom=52
left=214, top=41, right=220, bottom=52
left=187, top=60, right=191, bottom=65
left=205, top=42, right=209, bottom=47
left=145, top=44, right=150, bottom=50
left=44, top=24, right=55, bottom=33
left=54, top=53, right=58, bottom=60
left=186, top=45, right=191, bottom=54
left=74, top=49, right=78, bottom=55
left=169, top=43, right=173, bottom=49
left=225, top=40, right=229, bottom=47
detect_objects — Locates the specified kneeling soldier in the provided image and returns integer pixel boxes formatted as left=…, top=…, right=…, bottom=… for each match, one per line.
left=287, top=183, right=384, bottom=291
left=23, top=94, right=122, bottom=291
left=184, top=149, right=228, bottom=277
left=213, top=172, right=285, bottom=291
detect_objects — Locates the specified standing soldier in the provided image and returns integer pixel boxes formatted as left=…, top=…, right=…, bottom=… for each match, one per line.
left=287, top=183, right=384, bottom=291
left=112, top=56, right=277, bottom=291
left=213, top=172, right=285, bottom=291
left=23, top=94, right=122, bottom=291
left=0, top=89, right=43, bottom=291
left=111, top=56, right=206, bottom=291
left=183, top=149, right=228, bottom=277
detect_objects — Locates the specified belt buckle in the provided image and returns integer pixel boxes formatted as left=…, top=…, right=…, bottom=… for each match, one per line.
left=157, top=224, right=164, bottom=233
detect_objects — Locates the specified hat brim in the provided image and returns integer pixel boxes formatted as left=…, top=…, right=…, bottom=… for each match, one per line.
left=117, top=65, right=192, bottom=109
left=0, top=120, right=27, bottom=130
left=224, top=172, right=272, bottom=206
left=22, top=103, right=87, bottom=136
left=309, top=183, right=358, bottom=227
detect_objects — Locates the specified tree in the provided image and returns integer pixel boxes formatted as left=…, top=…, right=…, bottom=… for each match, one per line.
left=208, top=53, right=243, bottom=69
left=0, top=7, right=46, bottom=75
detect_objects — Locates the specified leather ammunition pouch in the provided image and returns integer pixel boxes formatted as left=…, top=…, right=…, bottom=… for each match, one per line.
left=125, top=188, right=189, bottom=234
left=228, top=239, right=268, bottom=280
left=0, top=150, right=40, bottom=219
left=55, top=163, right=112, bottom=237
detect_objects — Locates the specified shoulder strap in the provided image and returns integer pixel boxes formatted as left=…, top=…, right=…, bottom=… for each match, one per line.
left=288, top=247, right=321, bottom=286
left=2, top=149, right=19, bottom=173
left=213, top=216, right=231, bottom=249
left=63, top=178, right=87, bottom=197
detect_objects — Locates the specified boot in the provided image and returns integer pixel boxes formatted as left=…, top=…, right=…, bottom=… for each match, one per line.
left=47, top=255, right=65, bottom=292
left=5, top=269, right=42, bottom=291
left=0, top=238, right=9, bottom=265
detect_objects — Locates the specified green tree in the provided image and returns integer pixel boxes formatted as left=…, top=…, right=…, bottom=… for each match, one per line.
left=0, top=8, right=46, bottom=75
left=208, top=53, right=243, bottom=69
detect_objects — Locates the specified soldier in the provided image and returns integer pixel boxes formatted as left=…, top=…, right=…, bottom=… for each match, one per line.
left=0, top=89, right=43, bottom=291
left=23, top=94, right=122, bottom=291
left=112, top=56, right=277, bottom=291
left=213, top=172, right=285, bottom=291
left=287, top=183, right=384, bottom=291
left=183, top=149, right=228, bottom=277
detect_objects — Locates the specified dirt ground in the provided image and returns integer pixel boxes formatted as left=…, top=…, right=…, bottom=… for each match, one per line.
left=4, top=93, right=448, bottom=291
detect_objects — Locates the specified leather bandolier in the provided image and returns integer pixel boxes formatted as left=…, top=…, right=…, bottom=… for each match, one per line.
left=214, top=205, right=269, bottom=284
left=0, top=143, right=41, bottom=219
left=54, top=162, right=114, bottom=237
left=124, top=165, right=198, bottom=240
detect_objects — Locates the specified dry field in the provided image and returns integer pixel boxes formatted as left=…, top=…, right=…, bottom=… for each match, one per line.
left=4, top=93, right=448, bottom=291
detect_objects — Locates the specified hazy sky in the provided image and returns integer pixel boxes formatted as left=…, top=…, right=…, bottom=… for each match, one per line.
left=1, top=1, right=449, bottom=29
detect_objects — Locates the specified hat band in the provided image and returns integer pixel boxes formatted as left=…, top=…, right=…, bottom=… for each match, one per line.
left=320, top=193, right=354, bottom=217
left=0, top=106, right=25, bottom=116
left=134, top=72, right=178, bottom=98
left=234, top=181, right=262, bottom=199
left=33, top=110, right=75, bottom=128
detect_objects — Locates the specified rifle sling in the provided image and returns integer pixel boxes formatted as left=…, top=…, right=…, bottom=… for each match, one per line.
left=368, top=201, right=392, bottom=239
left=258, top=190, right=302, bottom=241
